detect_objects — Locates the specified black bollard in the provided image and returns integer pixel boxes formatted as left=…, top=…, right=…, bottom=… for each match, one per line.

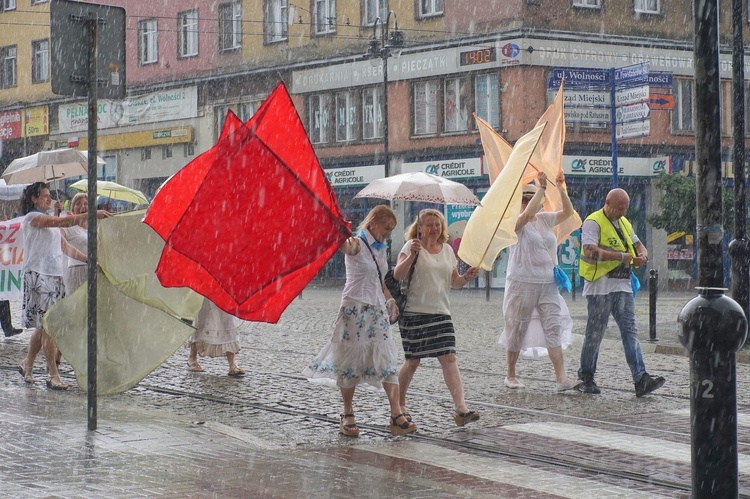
left=648, top=269, right=658, bottom=341
left=571, top=267, right=576, bottom=301
left=678, top=287, right=747, bottom=497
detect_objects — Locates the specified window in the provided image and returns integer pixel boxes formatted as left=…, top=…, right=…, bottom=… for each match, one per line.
left=184, top=142, right=195, bottom=157
left=309, top=94, right=331, bottom=144
left=419, top=0, right=443, bottom=18
left=335, top=91, right=356, bottom=142
left=178, top=9, right=199, bottom=57
left=266, top=0, right=288, bottom=43
left=444, top=78, right=469, bottom=133
left=634, top=0, right=659, bottom=14
left=138, top=18, right=158, bottom=65
left=573, top=0, right=600, bottom=7
left=475, top=74, right=499, bottom=129
left=141, top=147, right=152, bottom=161
left=362, top=86, right=383, bottom=139
left=672, top=78, right=693, bottom=132
left=2, top=0, right=16, bottom=11
left=414, top=81, right=438, bottom=135
left=238, top=101, right=260, bottom=121
left=162, top=144, right=173, bottom=159
left=0, top=45, right=16, bottom=89
left=31, top=0, right=47, bottom=4
left=364, top=0, right=387, bottom=25
left=315, top=0, right=336, bottom=35
left=31, top=39, right=49, bottom=84
left=219, top=1, right=242, bottom=51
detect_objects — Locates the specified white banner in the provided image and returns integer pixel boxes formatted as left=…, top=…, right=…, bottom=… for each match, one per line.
left=58, top=87, right=198, bottom=134
left=0, top=216, right=24, bottom=300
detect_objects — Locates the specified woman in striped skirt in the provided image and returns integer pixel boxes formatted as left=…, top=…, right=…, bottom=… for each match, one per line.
left=393, top=209, right=481, bottom=426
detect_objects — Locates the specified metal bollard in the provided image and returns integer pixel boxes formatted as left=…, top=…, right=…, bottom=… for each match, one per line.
left=570, top=268, right=576, bottom=301
left=648, top=269, right=658, bottom=341
left=678, top=288, right=747, bottom=497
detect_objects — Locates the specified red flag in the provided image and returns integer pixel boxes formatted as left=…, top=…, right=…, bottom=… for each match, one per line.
left=143, top=82, right=351, bottom=323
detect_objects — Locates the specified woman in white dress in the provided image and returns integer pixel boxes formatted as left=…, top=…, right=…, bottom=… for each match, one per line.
left=187, top=298, right=245, bottom=376
left=500, top=171, right=579, bottom=391
left=303, top=205, right=416, bottom=437
left=62, top=193, right=89, bottom=293
left=18, top=182, right=111, bottom=389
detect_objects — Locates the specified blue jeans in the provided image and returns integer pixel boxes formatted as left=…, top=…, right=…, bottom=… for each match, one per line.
left=578, top=292, right=646, bottom=383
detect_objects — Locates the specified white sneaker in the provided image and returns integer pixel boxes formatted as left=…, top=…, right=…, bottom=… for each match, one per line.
left=504, top=377, right=524, bottom=389
left=556, top=378, right=583, bottom=392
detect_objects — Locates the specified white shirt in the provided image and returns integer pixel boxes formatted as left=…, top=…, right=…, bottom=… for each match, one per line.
left=22, top=211, right=64, bottom=276
left=62, top=225, right=87, bottom=268
left=581, top=218, right=641, bottom=296
left=506, top=212, right=557, bottom=284
left=399, top=240, right=456, bottom=315
left=341, top=230, right=387, bottom=307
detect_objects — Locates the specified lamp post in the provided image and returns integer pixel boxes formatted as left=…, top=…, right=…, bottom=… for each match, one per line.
left=365, top=11, right=404, bottom=178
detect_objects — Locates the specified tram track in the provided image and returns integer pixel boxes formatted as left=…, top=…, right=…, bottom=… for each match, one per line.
left=138, top=377, right=750, bottom=497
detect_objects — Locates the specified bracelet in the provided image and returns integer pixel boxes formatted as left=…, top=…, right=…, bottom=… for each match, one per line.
left=386, top=298, right=395, bottom=306
left=540, top=185, right=546, bottom=190
left=620, top=252, right=625, bottom=262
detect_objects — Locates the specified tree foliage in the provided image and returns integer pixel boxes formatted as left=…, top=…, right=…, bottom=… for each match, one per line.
left=647, top=172, right=734, bottom=234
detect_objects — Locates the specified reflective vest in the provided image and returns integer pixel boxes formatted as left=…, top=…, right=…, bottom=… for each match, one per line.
left=579, top=209, right=635, bottom=282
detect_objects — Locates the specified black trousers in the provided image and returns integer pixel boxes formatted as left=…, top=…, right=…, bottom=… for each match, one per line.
left=0, top=300, right=15, bottom=332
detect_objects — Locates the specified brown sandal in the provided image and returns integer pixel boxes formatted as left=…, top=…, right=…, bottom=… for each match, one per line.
left=339, top=413, right=360, bottom=437
left=187, top=359, right=205, bottom=372
left=18, top=362, right=37, bottom=384
left=454, top=410, right=480, bottom=427
left=390, top=413, right=417, bottom=436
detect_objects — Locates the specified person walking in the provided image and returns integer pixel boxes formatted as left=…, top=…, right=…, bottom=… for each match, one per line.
left=18, top=182, right=111, bottom=389
left=500, top=171, right=580, bottom=391
left=577, top=188, right=665, bottom=397
left=303, top=205, right=416, bottom=437
left=393, top=209, right=481, bottom=426
left=187, top=298, right=246, bottom=377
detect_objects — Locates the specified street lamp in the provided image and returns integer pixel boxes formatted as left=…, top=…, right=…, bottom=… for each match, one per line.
left=364, top=11, right=404, bottom=178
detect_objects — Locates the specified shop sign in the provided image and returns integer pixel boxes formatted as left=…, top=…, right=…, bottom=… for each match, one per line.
left=0, top=110, right=22, bottom=140
left=23, top=106, right=49, bottom=137
left=58, top=86, right=198, bottom=133
left=402, top=157, right=483, bottom=179
left=325, top=164, right=385, bottom=187
left=565, top=155, right=669, bottom=177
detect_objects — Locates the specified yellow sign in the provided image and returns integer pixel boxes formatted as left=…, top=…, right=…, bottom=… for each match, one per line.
left=74, top=126, right=194, bottom=151
left=23, top=106, right=49, bottom=137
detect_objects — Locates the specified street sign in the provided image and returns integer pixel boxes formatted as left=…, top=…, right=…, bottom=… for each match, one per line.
left=564, top=107, right=610, bottom=125
left=616, top=119, right=650, bottom=140
left=615, top=84, right=650, bottom=106
left=548, top=67, right=610, bottom=89
left=649, top=94, right=675, bottom=110
left=648, top=71, right=673, bottom=88
left=614, top=62, right=649, bottom=87
left=616, top=102, right=650, bottom=124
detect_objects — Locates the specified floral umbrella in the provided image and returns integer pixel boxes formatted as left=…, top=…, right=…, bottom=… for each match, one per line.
left=354, top=171, right=481, bottom=206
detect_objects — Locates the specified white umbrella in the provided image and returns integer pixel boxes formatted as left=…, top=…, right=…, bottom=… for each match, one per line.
left=1, top=148, right=105, bottom=185
left=69, top=179, right=149, bottom=205
left=354, top=172, right=481, bottom=206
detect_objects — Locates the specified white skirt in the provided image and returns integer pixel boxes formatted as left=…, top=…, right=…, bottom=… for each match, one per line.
left=302, top=297, right=400, bottom=389
left=187, top=299, right=241, bottom=357
left=499, top=280, right=573, bottom=359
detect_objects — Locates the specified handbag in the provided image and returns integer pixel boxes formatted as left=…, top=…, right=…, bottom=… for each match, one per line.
left=553, top=265, right=572, bottom=293
left=360, top=236, right=417, bottom=324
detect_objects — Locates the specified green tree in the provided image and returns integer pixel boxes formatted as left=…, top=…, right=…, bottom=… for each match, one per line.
left=647, top=172, right=734, bottom=234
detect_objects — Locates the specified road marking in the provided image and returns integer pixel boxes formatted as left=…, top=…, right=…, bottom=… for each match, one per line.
left=204, top=421, right=282, bottom=450
left=360, top=441, right=667, bottom=498
left=505, top=422, right=750, bottom=474
left=668, top=408, right=750, bottom=427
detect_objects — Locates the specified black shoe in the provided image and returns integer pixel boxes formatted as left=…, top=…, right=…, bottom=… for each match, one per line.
left=3, top=328, right=22, bottom=338
left=635, top=372, right=665, bottom=397
left=577, top=379, right=601, bottom=394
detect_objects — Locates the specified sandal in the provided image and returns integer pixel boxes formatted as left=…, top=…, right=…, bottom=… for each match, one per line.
left=228, top=366, right=246, bottom=377
left=187, top=359, right=205, bottom=372
left=46, top=375, right=69, bottom=391
left=339, top=413, right=359, bottom=437
left=18, top=362, right=37, bottom=384
left=390, top=413, right=417, bottom=436
left=454, top=410, right=480, bottom=427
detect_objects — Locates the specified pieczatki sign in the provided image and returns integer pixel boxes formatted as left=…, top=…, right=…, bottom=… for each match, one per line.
left=0, top=217, right=24, bottom=300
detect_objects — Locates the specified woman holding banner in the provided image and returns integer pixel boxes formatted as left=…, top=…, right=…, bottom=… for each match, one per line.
left=17, top=182, right=111, bottom=390
left=500, top=171, right=579, bottom=391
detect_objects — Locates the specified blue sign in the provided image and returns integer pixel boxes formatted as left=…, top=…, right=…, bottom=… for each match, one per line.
left=614, top=62, right=649, bottom=86
left=648, top=71, right=673, bottom=87
left=548, top=67, right=610, bottom=89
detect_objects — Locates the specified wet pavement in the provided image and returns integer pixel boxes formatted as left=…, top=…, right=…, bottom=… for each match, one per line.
left=1, top=285, right=749, bottom=497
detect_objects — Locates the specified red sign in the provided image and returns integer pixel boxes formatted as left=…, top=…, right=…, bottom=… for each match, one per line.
left=0, top=110, right=22, bottom=140
left=649, top=94, right=675, bottom=110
